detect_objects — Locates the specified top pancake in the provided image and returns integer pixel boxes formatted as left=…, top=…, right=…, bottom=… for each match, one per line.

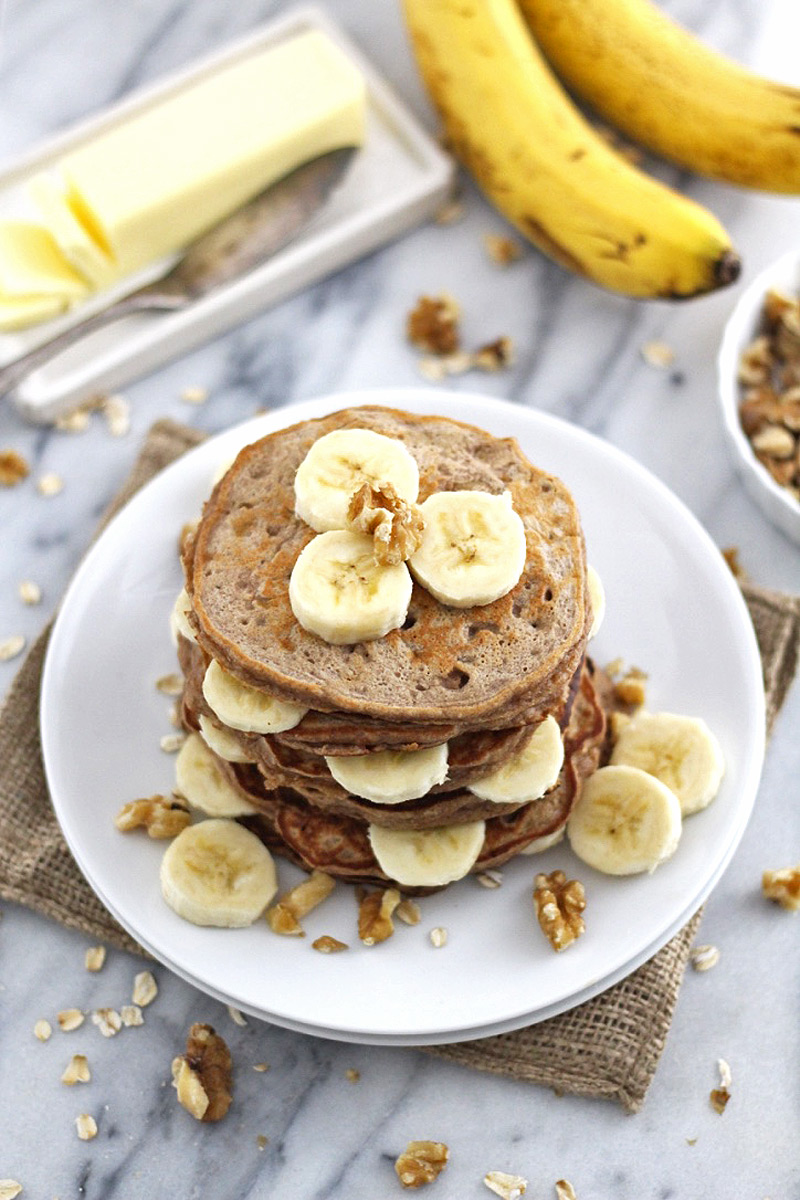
left=188, top=406, right=589, bottom=724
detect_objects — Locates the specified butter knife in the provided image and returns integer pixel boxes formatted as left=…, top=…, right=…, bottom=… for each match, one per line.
left=0, top=146, right=356, bottom=397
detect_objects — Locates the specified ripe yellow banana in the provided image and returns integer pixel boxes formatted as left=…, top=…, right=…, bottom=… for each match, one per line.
left=518, top=0, right=800, bottom=193
left=402, top=0, right=739, bottom=298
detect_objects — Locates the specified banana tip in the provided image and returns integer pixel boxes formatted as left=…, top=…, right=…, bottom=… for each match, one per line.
left=715, top=249, right=741, bottom=289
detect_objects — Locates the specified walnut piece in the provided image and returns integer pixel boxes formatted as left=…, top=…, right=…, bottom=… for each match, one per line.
left=762, top=865, right=800, bottom=911
left=394, top=1141, right=450, bottom=1188
left=407, top=294, right=460, bottom=355
left=473, top=335, right=514, bottom=372
left=115, top=794, right=191, bottom=839
left=533, top=870, right=586, bottom=952
left=0, top=449, right=29, bottom=487
left=710, top=1059, right=732, bottom=1114
left=484, top=234, right=523, bottom=267
left=347, top=481, right=425, bottom=566
left=357, top=886, right=401, bottom=946
left=267, top=870, right=336, bottom=936
left=555, top=1183, right=578, bottom=1200
left=172, top=1023, right=232, bottom=1123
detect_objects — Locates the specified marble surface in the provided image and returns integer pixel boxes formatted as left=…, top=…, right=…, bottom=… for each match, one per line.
left=1, top=0, right=800, bottom=1195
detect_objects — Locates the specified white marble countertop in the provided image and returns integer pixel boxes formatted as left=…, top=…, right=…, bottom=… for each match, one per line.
left=1, top=0, right=799, bottom=1196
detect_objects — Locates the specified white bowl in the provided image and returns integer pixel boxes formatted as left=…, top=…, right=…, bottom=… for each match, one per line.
left=718, top=248, right=800, bottom=545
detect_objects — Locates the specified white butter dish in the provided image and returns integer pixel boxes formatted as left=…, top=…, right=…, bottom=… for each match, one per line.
left=0, top=6, right=453, bottom=423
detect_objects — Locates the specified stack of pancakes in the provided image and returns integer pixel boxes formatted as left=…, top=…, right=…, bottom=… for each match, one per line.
left=177, top=406, right=606, bottom=889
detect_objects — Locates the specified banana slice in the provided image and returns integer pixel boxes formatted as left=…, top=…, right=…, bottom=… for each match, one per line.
left=567, top=764, right=682, bottom=875
left=325, top=743, right=449, bottom=805
left=289, top=530, right=412, bottom=644
left=170, top=587, right=196, bottom=644
left=409, top=490, right=526, bottom=608
left=587, top=564, right=605, bottom=639
left=211, top=451, right=238, bottom=487
left=202, top=659, right=307, bottom=734
left=198, top=714, right=255, bottom=765
left=160, top=818, right=277, bottom=927
left=610, top=710, right=725, bottom=816
left=294, top=428, right=420, bottom=533
left=468, top=715, right=564, bottom=804
left=368, top=820, right=486, bottom=887
left=175, top=732, right=257, bottom=817
left=519, top=824, right=567, bottom=855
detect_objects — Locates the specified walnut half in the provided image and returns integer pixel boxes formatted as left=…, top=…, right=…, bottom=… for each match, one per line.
left=533, top=870, right=586, bottom=952
left=347, top=482, right=425, bottom=566
left=115, top=794, right=190, bottom=838
left=172, top=1023, right=232, bottom=1123
left=357, top=887, right=401, bottom=946
left=762, top=865, right=800, bottom=911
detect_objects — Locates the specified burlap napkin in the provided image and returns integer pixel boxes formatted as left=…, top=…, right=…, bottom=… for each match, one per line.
left=1, top=420, right=798, bottom=1113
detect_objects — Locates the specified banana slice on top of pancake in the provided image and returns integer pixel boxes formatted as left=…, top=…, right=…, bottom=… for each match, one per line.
left=202, top=659, right=307, bottom=733
left=290, top=530, right=412, bottom=644
left=409, top=490, right=526, bottom=608
left=161, top=818, right=277, bottom=926
left=170, top=587, right=196, bottom=644
left=294, top=427, right=420, bottom=532
left=368, top=820, right=486, bottom=887
left=586, top=565, right=605, bottom=639
left=325, top=743, right=449, bottom=805
left=467, top=715, right=564, bottom=803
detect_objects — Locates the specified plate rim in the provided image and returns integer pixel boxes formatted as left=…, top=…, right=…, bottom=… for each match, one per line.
left=40, top=387, right=766, bottom=1040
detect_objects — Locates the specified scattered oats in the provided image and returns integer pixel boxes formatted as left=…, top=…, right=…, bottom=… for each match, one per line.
left=91, top=1008, right=122, bottom=1037
left=0, top=449, right=29, bottom=486
left=168, top=701, right=181, bottom=727
left=61, top=1053, right=91, bottom=1085
left=36, top=472, right=63, bottom=497
left=256, top=1134, right=269, bottom=1151
left=555, top=1183, right=577, bottom=1200
left=762, top=864, right=800, bottom=910
left=484, top=233, right=523, bottom=266
left=484, top=1171, right=528, bottom=1200
left=84, top=945, right=106, bottom=972
left=58, top=1008, right=85, bottom=1032
left=345, top=1068, right=360, bottom=1083
left=102, top=393, right=130, bottom=437
left=180, top=386, right=208, bottom=405
left=312, top=934, right=349, bottom=953
left=429, top=926, right=448, bottom=948
left=121, top=1005, right=143, bottom=1027
left=160, top=732, right=186, bottom=753
left=417, top=356, right=448, bottom=382
left=641, top=340, right=675, bottom=369
left=75, top=1113, right=97, bottom=1141
left=476, top=869, right=503, bottom=889
left=55, top=405, right=92, bottom=433
left=434, top=196, right=465, bottom=225
left=0, top=635, right=26, bottom=662
left=252, top=1062, right=270, bottom=1073
left=396, top=898, right=421, bottom=926
left=18, top=580, right=41, bottom=605
left=395, top=1141, right=450, bottom=1188
left=155, top=672, right=183, bottom=695
left=0, top=1183, right=23, bottom=1200
left=227, top=1005, right=247, bottom=1027
left=686, top=1137, right=697, bottom=1146
left=34, top=1018, right=52, bottom=1042
left=690, top=944, right=720, bottom=972
left=710, top=1059, right=732, bottom=1114
left=132, top=970, right=158, bottom=1007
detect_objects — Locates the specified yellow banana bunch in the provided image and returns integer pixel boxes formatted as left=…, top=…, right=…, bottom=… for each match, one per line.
left=518, top=0, right=800, bottom=193
left=402, top=0, right=740, bottom=299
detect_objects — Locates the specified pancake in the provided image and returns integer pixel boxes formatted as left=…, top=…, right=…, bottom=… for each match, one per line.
left=187, top=406, right=590, bottom=723
left=233, top=665, right=605, bottom=878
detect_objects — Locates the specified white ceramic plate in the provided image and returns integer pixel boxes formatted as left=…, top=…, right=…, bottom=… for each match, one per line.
left=40, top=389, right=765, bottom=1043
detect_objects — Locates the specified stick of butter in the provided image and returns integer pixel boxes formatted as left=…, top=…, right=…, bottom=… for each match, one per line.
left=29, top=176, right=118, bottom=289
left=0, top=222, right=89, bottom=300
left=0, top=293, right=66, bottom=332
left=47, top=29, right=366, bottom=278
